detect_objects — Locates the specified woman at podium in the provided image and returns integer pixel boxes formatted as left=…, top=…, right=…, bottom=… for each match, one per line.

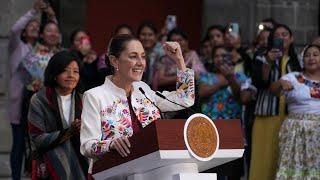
left=80, top=34, right=195, bottom=175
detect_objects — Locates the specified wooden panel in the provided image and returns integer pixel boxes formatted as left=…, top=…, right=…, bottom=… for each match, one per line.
left=92, top=119, right=244, bottom=174
left=92, top=122, right=160, bottom=174
left=85, top=0, right=202, bottom=54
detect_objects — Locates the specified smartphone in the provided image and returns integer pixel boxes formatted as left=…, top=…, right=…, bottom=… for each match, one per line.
left=166, top=15, right=177, bottom=31
left=273, top=38, right=284, bottom=51
left=228, top=23, right=239, bottom=38
left=223, top=53, right=234, bottom=66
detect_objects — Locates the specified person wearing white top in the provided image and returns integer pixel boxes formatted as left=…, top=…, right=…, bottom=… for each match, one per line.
left=270, top=44, right=320, bottom=179
left=28, top=51, right=87, bottom=179
left=80, top=35, right=195, bottom=175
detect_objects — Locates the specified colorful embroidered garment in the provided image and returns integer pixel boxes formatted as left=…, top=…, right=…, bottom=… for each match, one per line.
left=17, top=44, right=60, bottom=91
left=199, top=72, right=247, bottom=120
left=80, top=69, right=195, bottom=173
left=276, top=72, right=320, bottom=179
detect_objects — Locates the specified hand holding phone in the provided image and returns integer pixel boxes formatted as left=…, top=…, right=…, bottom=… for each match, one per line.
left=272, top=38, right=284, bottom=51
left=79, top=36, right=91, bottom=55
left=228, top=23, right=239, bottom=38
left=166, top=15, right=177, bottom=32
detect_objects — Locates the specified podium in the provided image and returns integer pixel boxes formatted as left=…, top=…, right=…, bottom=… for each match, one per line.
left=92, top=119, right=244, bottom=180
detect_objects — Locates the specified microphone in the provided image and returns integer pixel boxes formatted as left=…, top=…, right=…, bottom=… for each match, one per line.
left=155, top=91, right=197, bottom=114
left=138, top=87, right=163, bottom=119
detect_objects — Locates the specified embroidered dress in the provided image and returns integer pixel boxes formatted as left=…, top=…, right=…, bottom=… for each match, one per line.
left=199, top=72, right=247, bottom=120
left=80, top=69, right=195, bottom=173
left=275, top=72, right=320, bottom=180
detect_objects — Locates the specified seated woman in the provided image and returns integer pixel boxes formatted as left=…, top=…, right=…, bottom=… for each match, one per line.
left=270, top=45, right=320, bottom=180
left=80, top=34, right=195, bottom=175
left=28, top=51, right=87, bottom=179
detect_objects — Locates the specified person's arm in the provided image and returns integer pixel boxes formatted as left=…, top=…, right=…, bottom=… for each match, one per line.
left=9, top=9, right=40, bottom=55
left=198, top=78, right=228, bottom=97
left=28, top=94, right=78, bottom=152
left=225, top=74, right=241, bottom=97
left=150, top=42, right=194, bottom=111
left=270, top=79, right=293, bottom=96
left=80, top=92, right=110, bottom=158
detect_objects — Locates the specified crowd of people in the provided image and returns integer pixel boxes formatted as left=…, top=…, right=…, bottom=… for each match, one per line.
left=6, top=0, right=320, bottom=180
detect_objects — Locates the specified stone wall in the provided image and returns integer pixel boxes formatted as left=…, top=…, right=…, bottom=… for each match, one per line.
left=203, top=0, right=319, bottom=48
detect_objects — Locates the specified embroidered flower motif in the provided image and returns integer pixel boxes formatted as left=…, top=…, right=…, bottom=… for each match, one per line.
left=295, top=74, right=320, bottom=99
left=217, top=102, right=224, bottom=111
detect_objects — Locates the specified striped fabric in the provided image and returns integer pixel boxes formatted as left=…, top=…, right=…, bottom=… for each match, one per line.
left=28, top=87, right=87, bottom=180
left=253, top=55, right=296, bottom=116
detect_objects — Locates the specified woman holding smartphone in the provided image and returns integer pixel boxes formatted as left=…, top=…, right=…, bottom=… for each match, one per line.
left=249, top=24, right=301, bottom=180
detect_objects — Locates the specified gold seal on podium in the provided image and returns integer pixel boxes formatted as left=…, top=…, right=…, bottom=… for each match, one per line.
left=184, top=113, right=219, bottom=161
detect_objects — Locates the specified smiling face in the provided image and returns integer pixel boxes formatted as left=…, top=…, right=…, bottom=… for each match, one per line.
left=113, top=40, right=146, bottom=83
left=23, top=20, right=40, bottom=42
left=139, top=26, right=157, bottom=50
left=56, top=61, right=80, bottom=94
left=41, top=22, right=60, bottom=47
left=303, top=46, right=320, bottom=74
left=213, top=47, right=228, bottom=66
left=72, top=31, right=88, bottom=50
left=209, top=29, right=224, bottom=47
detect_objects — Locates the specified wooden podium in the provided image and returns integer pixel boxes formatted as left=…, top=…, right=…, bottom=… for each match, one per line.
left=92, top=119, right=244, bottom=180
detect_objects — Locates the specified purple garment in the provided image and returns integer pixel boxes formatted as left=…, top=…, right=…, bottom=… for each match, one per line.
left=7, top=9, right=39, bottom=124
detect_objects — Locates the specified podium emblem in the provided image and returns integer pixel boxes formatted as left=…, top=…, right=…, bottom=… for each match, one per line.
left=184, top=113, right=219, bottom=161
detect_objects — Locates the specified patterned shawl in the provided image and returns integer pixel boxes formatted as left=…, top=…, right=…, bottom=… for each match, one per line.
left=28, top=87, right=87, bottom=179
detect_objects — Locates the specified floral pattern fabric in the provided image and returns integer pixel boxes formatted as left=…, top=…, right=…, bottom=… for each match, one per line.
left=275, top=72, right=320, bottom=179
left=17, top=44, right=59, bottom=90
left=276, top=113, right=320, bottom=180
left=199, top=72, right=247, bottom=120
left=80, top=69, right=194, bottom=173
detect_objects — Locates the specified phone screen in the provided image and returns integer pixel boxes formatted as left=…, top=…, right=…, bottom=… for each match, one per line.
left=166, top=15, right=177, bottom=31
left=228, top=23, right=239, bottom=38
left=273, top=38, right=284, bottom=51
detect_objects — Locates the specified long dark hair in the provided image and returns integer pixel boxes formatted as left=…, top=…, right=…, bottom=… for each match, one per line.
left=267, top=24, right=301, bottom=71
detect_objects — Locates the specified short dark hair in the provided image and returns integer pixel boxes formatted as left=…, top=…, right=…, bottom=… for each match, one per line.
left=167, top=28, right=188, bottom=41
left=114, top=24, right=133, bottom=36
left=39, top=20, right=59, bottom=44
left=205, top=25, right=225, bottom=39
left=137, top=21, right=157, bottom=36
left=69, top=28, right=88, bottom=45
left=44, top=51, right=82, bottom=88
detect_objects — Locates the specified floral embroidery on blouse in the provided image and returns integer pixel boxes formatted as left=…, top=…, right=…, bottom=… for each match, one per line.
left=296, top=74, right=320, bottom=99
left=91, top=141, right=108, bottom=156
left=100, top=98, right=133, bottom=140
left=177, top=69, right=195, bottom=100
left=134, top=98, right=161, bottom=127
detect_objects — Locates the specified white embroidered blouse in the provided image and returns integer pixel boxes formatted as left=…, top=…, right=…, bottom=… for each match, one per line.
left=80, top=69, right=195, bottom=172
